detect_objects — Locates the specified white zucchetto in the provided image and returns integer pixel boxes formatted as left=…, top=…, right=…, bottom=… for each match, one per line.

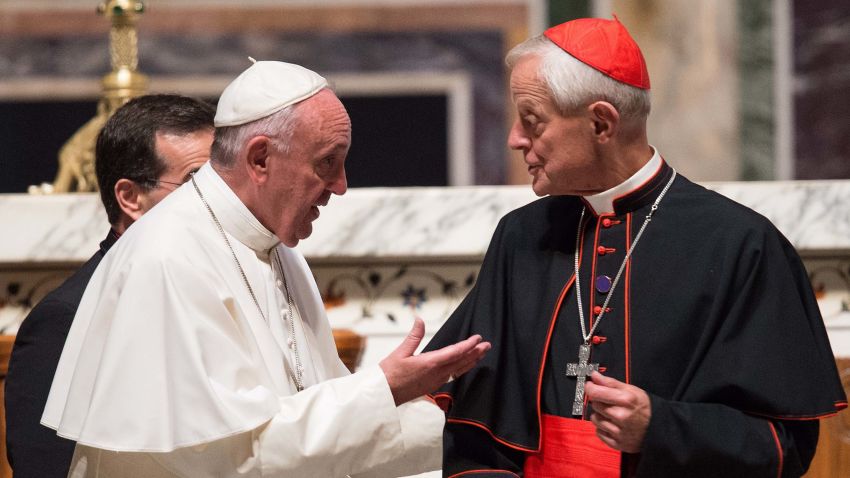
left=214, top=60, right=328, bottom=127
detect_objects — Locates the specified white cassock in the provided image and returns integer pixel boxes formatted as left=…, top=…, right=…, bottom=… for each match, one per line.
left=42, top=163, right=444, bottom=477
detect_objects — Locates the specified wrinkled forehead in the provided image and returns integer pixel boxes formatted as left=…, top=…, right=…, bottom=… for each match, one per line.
left=293, top=91, right=352, bottom=150
left=316, top=92, right=351, bottom=136
left=509, top=56, right=553, bottom=107
left=153, top=129, right=213, bottom=171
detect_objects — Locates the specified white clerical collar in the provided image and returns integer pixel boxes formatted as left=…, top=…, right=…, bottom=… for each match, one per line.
left=193, top=163, right=280, bottom=253
left=582, top=146, right=662, bottom=215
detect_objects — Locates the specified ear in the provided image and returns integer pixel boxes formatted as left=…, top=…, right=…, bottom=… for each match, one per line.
left=244, top=136, right=274, bottom=185
left=114, top=178, right=145, bottom=222
left=588, top=101, right=620, bottom=144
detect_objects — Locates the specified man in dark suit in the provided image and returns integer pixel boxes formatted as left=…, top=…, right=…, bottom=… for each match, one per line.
left=5, top=94, right=215, bottom=478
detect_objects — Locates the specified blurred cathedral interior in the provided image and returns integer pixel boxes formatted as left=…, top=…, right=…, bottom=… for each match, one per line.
left=0, top=1, right=849, bottom=476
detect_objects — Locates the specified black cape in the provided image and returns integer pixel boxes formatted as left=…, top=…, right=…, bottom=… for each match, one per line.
left=5, top=230, right=118, bottom=478
left=425, top=162, right=846, bottom=477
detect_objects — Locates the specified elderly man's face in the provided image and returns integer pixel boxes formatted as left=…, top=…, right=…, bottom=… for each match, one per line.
left=138, top=129, right=214, bottom=212
left=262, top=89, right=350, bottom=247
left=508, top=56, right=598, bottom=196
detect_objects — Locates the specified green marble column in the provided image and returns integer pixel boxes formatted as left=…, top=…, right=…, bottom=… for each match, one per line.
left=738, top=0, right=776, bottom=180
left=549, top=0, right=590, bottom=26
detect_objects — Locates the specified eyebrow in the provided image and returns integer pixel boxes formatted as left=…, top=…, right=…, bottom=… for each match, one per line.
left=515, top=98, right=539, bottom=109
left=323, top=139, right=350, bottom=155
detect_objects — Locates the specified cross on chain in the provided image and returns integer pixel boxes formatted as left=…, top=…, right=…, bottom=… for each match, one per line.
left=565, top=343, right=598, bottom=415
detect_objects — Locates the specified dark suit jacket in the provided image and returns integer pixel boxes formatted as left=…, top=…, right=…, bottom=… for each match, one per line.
left=5, top=231, right=117, bottom=478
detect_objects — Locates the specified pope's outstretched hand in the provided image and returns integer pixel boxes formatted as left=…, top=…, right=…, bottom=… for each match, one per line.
left=380, top=318, right=490, bottom=406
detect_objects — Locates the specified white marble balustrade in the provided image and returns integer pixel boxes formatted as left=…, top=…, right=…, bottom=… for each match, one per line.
left=1, top=181, right=849, bottom=361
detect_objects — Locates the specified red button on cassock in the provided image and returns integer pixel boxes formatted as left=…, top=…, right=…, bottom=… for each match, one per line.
left=602, top=218, right=613, bottom=228
left=597, top=246, right=607, bottom=255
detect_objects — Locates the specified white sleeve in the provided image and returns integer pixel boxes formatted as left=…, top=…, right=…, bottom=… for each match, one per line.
left=67, top=366, right=444, bottom=478
left=256, top=365, right=444, bottom=477
left=347, top=396, right=444, bottom=478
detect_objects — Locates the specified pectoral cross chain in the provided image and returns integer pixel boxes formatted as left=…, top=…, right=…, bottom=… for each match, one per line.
left=565, top=343, right=598, bottom=415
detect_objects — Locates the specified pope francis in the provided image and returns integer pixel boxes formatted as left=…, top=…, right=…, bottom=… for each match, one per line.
left=42, top=60, right=490, bottom=477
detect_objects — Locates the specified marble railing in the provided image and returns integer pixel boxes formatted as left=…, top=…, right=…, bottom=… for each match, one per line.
left=1, top=180, right=849, bottom=365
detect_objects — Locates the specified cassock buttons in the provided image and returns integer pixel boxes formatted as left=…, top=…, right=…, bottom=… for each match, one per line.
left=597, top=246, right=616, bottom=256
left=602, top=218, right=613, bottom=228
left=593, top=305, right=612, bottom=315
left=595, top=275, right=613, bottom=293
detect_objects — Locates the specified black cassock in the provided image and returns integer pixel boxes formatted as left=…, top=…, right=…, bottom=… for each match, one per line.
left=6, top=230, right=118, bottom=478
left=424, top=161, right=847, bottom=477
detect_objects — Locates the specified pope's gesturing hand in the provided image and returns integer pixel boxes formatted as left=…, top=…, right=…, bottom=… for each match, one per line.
left=380, top=318, right=491, bottom=406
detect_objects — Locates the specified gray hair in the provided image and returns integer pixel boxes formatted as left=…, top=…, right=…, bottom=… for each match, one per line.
left=211, top=103, right=303, bottom=168
left=505, top=34, right=651, bottom=119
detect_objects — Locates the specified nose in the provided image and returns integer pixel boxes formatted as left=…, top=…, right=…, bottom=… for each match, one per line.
left=328, top=168, right=348, bottom=196
left=507, top=119, right=530, bottom=151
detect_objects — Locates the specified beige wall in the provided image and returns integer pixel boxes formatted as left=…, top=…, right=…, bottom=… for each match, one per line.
left=612, top=0, right=740, bottom=181
left=1, top=0, right=746, bottom=183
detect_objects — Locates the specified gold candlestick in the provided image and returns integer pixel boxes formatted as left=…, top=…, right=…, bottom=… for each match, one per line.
left=99, top=0, right=149, bottom=109
left=45, top=1, right=149, bottom=194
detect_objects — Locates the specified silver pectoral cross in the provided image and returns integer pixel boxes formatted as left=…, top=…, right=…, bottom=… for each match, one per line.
left=565, top=343, right=598, bottom=415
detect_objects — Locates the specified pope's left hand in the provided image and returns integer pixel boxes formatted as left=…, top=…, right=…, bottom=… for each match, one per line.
left=584, top=371, right=651, bottom=453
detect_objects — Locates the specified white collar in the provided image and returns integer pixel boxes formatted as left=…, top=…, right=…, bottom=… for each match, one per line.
left=193, top=163, right=280, bottom=253
left=582, top=146, right=663, bottom=215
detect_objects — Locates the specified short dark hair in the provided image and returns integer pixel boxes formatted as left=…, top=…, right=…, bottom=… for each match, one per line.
left=95, top=94, right=215, bottom=224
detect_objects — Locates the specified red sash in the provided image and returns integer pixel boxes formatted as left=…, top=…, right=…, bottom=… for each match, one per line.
left=524, top=414, right=621, bottom=478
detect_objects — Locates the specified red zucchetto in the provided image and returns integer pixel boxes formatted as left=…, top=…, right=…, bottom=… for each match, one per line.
left=544, top=16, right=651, bottom=90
